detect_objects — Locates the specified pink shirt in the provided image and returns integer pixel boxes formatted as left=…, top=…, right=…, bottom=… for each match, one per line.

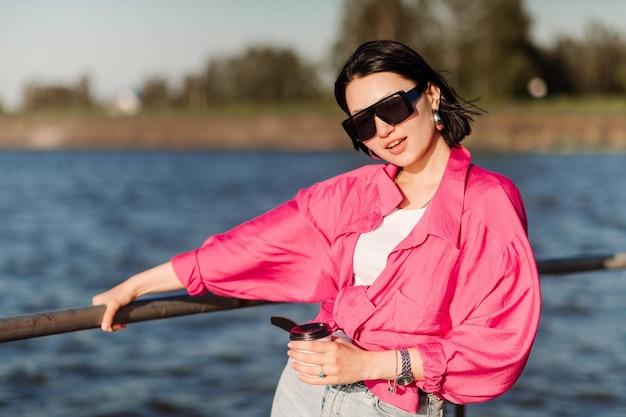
left=172, top=145, right=541, bottom=412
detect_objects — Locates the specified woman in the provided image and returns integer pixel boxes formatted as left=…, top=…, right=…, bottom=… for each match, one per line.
left=93, top=40, right=541, bottom=416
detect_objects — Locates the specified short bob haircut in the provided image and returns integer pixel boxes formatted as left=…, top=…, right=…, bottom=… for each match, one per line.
left=335, top=40, right=483, bottom=155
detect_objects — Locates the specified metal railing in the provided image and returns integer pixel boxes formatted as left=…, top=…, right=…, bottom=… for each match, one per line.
left=1, top=251, right=625, bottom=417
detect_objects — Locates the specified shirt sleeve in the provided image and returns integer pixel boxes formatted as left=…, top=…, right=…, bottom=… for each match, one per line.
left=417, top=236, right=541, bottom=404
left=170, top=188, right=337, bottom=303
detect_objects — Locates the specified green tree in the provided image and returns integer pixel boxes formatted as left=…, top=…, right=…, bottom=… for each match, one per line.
left=140, top=77, right=170, bottom=109
left=544, top=22, right=626, bottom=95
left=331, top=0, right=438, bottom=70
left=456, top=0, right=538, bottom=98
left=181, top=75, right=208, bottom=108
left=21, top=75, right=94, bottom=111
left=224, top=46, right=321, bottom=102
left=332, top=0, right=542, bottom=99
left=182, top=46, right=321, bottom=106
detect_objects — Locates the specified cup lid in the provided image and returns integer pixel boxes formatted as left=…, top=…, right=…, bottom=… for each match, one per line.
left=289, top=322, right=332, bottom=341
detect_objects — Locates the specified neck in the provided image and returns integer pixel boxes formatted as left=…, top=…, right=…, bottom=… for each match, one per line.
left=394, top=142, right=450, bottom=210
left=397, top=141, right=449, bottom=185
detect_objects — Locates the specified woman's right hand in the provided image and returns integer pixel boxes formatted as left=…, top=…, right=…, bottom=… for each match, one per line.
left=92, top=261, right=185, bottom=332
left=92, top=283, right=135, bottom=332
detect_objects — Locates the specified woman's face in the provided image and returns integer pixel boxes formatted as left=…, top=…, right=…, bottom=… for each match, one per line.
left=344, top=72, right=444, bottom=169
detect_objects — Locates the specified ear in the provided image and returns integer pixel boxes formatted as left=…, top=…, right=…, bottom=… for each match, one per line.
left=425, top=82, right=442, bottom=110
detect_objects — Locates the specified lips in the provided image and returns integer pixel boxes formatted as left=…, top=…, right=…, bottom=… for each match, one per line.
left=386, top=138, right=406, bottom=150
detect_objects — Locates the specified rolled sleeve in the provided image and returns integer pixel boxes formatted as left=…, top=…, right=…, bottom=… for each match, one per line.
left=416, top=342, right=447, bottom=393
left=172, top=250, right=207, bottom=296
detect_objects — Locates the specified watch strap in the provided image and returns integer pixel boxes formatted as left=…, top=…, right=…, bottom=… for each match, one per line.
left=395, top=349, right=414, bottom=386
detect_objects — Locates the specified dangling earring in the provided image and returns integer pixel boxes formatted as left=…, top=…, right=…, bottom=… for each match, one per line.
left=433, top=110, right=444, bottom=131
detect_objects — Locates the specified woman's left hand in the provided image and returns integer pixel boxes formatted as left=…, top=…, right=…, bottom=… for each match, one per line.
left=288, top=338, right=385, bottom=385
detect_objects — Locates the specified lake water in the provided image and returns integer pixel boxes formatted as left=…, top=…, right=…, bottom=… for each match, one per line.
left=0, top=150, right=624, bottom=417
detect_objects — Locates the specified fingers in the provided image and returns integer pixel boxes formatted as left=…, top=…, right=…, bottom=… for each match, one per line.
left=99, top=302, right=120, bottom=332
left=288, top=340, right=334, bottom=354
left=288, top=349, right=325, bottom=367
left=290, top=359, right=332, bottom=384
left=92, top=290, right=130, bottom=332
left=291, top=360, right=326, bottom=378
left=110, top=323, right=127, bottom=332
left=288, top=340, right=336, bottom=384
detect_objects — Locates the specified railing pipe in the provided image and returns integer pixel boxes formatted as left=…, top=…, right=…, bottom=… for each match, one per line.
left=536, top=251, right=626, bottom=274
left=1, top=252, right=624, bottom=344
left=1, top=251, right=625, bottom=344
left=0, top=294, right=273, bottom=343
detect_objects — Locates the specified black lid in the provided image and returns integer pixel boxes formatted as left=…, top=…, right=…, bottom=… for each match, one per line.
left=289, top=322, right=332, bottom=341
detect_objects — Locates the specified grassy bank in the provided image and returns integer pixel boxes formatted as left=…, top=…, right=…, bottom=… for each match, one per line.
left=1, top=98, right=625, bottom=153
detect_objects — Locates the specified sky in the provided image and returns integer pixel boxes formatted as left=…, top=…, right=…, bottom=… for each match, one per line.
left=1, top=0, right=625, bottom=110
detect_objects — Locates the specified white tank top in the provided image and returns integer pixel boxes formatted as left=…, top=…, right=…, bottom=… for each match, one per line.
left=353, top=207, right=426, bottom=286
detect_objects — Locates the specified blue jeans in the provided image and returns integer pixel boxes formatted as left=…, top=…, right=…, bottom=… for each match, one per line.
left=271, top=361, right=444, bottom=417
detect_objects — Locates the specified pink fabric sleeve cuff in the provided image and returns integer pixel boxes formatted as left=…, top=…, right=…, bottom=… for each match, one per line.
left=171, top=250, right=207, bottom=296
left=417, top=342, right=446, bottom=393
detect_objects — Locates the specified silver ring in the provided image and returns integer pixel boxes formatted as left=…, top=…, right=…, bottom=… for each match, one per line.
left=318, top=365, right=324, bottom=378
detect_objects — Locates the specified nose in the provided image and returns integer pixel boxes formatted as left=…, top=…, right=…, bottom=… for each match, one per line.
left=374, top=115, right=394, bottom=138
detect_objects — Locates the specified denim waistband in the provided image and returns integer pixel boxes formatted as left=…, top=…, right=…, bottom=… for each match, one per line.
left=344, top=382, right=430, bottom=415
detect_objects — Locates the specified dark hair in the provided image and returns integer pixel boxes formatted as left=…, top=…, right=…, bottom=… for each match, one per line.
left=334, top=40, right=484, bottom=154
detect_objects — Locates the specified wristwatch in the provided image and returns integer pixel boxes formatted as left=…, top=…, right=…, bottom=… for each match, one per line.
left=395, top=349, right=414, bottom=386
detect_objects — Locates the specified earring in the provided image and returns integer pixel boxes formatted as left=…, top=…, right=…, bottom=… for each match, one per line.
left=433, top=110, right=444, bottom=131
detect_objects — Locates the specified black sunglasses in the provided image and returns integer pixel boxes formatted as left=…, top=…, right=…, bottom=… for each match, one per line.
left=341, top=86, right=423, bottom=143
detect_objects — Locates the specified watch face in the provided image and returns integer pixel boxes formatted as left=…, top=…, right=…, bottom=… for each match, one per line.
left=395, top=375, right=414, bottom=386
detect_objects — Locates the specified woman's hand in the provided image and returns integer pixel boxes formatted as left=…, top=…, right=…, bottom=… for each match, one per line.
left=288, top=338, right=396, bottom=385
left=92, top=261, right=184, bottom=332
left=92, top=283, right=135, bottom=332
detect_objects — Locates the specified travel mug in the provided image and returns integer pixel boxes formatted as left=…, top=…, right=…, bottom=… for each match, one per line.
left=289, top=322, right=332, bottom=371
left=289, top=322, right=332, bottom=342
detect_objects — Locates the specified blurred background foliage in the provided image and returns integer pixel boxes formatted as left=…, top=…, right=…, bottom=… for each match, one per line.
left=8, top=0, right=626, bottom=114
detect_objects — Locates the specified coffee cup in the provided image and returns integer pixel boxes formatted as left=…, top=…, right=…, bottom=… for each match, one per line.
left=289, top=322, right=332, bottom=369
left=289, top=322, right=332, bottom=342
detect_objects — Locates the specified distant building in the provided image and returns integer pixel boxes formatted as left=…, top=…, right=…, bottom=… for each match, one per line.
left=110, top=89, right=142, bottom=116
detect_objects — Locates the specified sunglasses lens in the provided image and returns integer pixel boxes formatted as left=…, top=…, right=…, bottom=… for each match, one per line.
left=351, top=113, right=377, bottom=142
left=342, top=89, right=417, bottom=143
left=375, top=95, right=412, bottom=125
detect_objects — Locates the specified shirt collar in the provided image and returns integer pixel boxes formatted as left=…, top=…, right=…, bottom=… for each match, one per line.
left=423, top=145, right=470, bottom=248
left=377, top=163, right=404, bottom=215
left=381, top=145, right=470, bottom=249
left=369, top=145, right=470, bottom=249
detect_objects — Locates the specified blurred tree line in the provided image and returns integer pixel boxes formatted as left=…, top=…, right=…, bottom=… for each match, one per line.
left=18, top=0, right=626, bottom=113
left=332, top=0, right=626, bottom=99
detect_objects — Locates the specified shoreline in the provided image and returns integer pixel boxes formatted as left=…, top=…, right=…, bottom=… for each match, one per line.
left=1, top=110, right=625, bottom=153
